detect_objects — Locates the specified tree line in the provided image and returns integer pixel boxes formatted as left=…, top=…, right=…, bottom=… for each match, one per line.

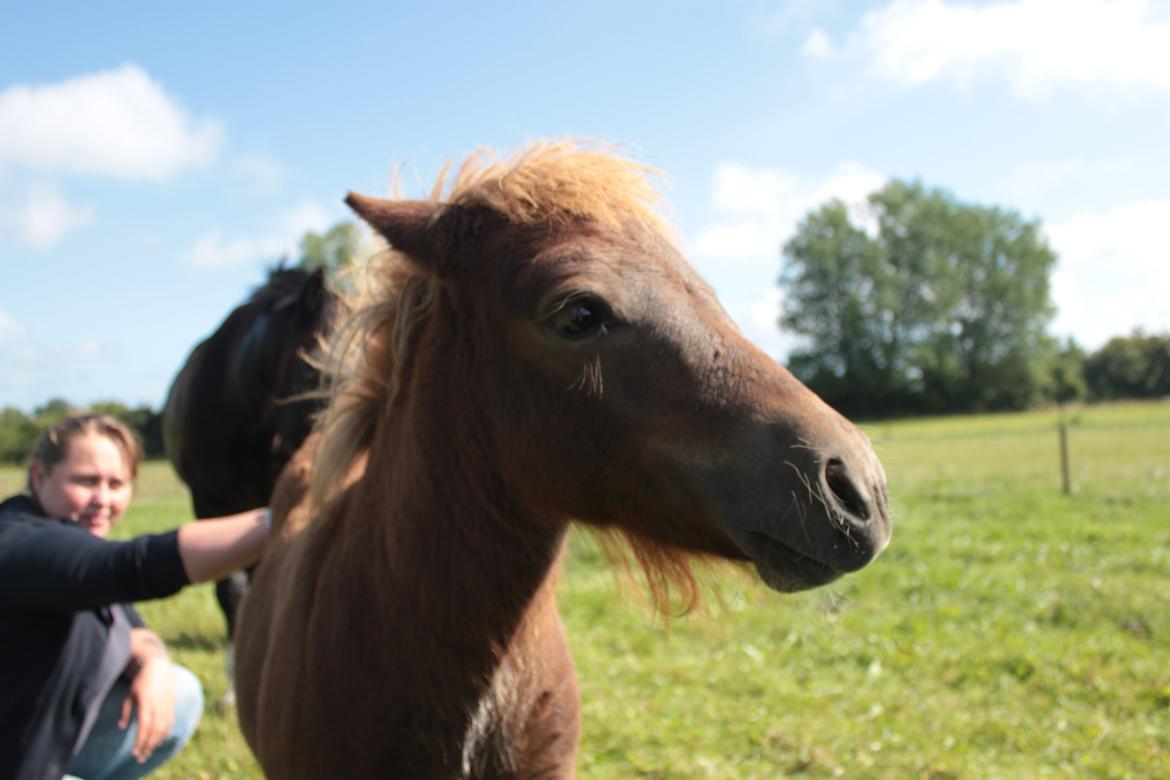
left=779, top=180, right=1169, bottom=418
left=0, top=399, right=164, bottom=466
left=8, top=330, right=1162, bottom=465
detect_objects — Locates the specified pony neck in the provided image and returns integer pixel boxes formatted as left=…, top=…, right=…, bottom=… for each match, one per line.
left=347, top=377, right=568, bottom=660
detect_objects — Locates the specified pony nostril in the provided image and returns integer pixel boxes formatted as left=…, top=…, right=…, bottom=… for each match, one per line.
left=824, top=458, right=870, bottom=522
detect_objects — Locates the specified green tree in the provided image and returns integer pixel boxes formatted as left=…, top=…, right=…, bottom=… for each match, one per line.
left=1047, top=338, right=1088, bottom=405
left=1146, top=334, right=1170, bottom=396
left=33, top=397, right=73, bottom=427
left=780, top=181, right=1057, bottom=416
left=1085, top=331, right=1170, bottom=400
left=780, top=200, right=908, bottom=416
left=0, top=407, right=38, bottom=465
left=0, top=399, right=166, bottom=465
left=298, top=222, right=360, bottom=274
left=0, top=399, right=76, bottom=467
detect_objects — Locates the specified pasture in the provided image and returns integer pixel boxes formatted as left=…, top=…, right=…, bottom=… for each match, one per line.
left=3, top=400, right=1167, bottom=778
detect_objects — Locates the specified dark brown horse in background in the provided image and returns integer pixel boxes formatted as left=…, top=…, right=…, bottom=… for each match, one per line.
left=162, top=266, right=335, bottom=639
left=234, top=142, right=891, bottom=779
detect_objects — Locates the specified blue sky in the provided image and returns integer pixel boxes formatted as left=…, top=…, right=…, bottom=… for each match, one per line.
left=2, top=0, right=1168, bottom=412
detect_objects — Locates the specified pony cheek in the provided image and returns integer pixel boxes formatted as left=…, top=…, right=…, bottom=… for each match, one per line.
left=493, top=406, right=617, bottom=520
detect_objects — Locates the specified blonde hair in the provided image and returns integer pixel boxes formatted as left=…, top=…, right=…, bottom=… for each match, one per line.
left=27, top=413, right=142, bottom=493
left=444, top=140, right=667, bottom=234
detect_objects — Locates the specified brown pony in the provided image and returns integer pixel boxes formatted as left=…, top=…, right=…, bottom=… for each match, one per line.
left=234, top=142, right=891, bottom=779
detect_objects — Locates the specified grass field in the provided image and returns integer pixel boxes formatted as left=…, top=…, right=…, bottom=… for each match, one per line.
left=3, top=401, right=1168, bottom=778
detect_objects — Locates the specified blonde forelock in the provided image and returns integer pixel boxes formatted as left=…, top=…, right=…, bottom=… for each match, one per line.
left=444, top=140, right=669, bottom=236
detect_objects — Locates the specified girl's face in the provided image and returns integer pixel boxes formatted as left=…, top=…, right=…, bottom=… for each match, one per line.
left=31, top=433, right=133, bottom=538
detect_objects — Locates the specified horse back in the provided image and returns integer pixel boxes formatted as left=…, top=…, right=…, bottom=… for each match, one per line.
left=162, top=309, right=276, bottom=517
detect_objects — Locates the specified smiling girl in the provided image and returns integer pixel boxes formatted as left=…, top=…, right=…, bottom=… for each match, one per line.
left=0, top=414, right=270, bottom=780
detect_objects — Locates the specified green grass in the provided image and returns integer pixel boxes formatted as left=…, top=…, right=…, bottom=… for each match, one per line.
left=4, top=400, right=1168, bottom=778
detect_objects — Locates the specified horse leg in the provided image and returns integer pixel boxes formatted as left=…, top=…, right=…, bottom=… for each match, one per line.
left=216, top=568, right=251, bottom=639
left=215, top=567, right=253, bottom=708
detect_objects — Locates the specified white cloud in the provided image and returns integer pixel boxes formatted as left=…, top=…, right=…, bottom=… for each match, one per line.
left=688, top=161, right=885, bottom=361
left=753, top=0, right=833, bottom=35
left=692, top=221, right=778, bottom=262
left=182, top=231, right=257, bottom=270
left=1009, top=157, right=1132, bottom=200
left=1, top=181, right=94, bottom=249
left=0, top=63, right=222, bottom=179
left=233, top=154, right=287, bottom=194
left=801, top=28, right=836, bottom=60
left=274, top=201, right=332, bottom=240
left=0, top=309, right=25, bottom=341
left=75, top=339, right=105, bottom=359
left=1046, top=200, right=1170, bottom=348
left=852, top=0, right=1170, bottom=98
left=692, top=160, right=884, bottom=262
left=708, top=163, right=802, bottom=216
left=745, top=287, right=805, bottom=362
left=181, top=200, right=332, bottom=269
left=748, top=287, right=786, bottom=333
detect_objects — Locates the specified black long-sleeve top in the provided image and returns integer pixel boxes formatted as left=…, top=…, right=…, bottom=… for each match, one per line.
left=0, top=494, right=191, bottom=780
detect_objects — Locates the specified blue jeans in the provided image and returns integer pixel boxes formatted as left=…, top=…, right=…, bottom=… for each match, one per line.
left=66, top=664, right=204, bottom=780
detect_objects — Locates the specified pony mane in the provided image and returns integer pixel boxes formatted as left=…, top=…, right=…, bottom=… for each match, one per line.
left=444, top=140, right=669, bottom=236
left=308, top=254, right=434, bottom=508
left=249, top=265, right=314, bottom=308
left=310, top=140, right=698, bottom=613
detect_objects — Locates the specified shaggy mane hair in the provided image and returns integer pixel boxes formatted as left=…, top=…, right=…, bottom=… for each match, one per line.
left=445, top=141, right=667, bottom=234
left=249, top=265, right=315, bottom=308
left=309, top=140, right=702, bottom=612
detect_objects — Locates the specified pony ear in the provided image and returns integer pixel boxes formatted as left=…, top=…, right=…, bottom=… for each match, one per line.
left=345, top=193, right=446, bottom=275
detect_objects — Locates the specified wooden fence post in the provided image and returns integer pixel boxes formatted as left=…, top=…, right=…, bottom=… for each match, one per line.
left=1058, top=420, right=1071, bottom=495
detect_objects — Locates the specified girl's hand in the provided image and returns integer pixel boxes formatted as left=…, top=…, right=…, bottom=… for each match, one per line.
left=120, top=655, right=176, bottom=763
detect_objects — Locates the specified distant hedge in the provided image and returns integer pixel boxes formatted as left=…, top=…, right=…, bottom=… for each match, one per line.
left=0, top=399, right=164, bottom=466
left=2, top=331, right=1165, bottom=465
left=1084, top=332, right=1170, bottom=401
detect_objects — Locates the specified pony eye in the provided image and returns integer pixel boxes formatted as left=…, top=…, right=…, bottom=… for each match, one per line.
left=550, top=298, right=607, bottom=339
